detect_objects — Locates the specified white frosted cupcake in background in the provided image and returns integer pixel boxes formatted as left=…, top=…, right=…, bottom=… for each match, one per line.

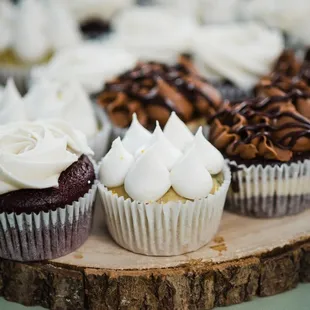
left=0, top=79, right=111, bottom=160
left=30, top=43, right=138, bottom=95
left=63, top=0, right=134, bottom=39
left=0, top=0, right=81, bottom=92
left=109, top=6, right=198, bottom=63
left=191, top=22, right=284, bottom=102
left=99, top=112, right=231, bottom=256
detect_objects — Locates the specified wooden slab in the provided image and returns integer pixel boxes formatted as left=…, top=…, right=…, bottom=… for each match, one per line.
left=0, top=196, right=310, bottom=309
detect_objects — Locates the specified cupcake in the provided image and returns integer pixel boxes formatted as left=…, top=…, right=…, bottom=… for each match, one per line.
left=109, top=5, right=197, bottom=63
left=99, top=113, right=230, bottom=256
left=30, top=43, right=138, bottom=95
left=63, top=0, right=134, bottom=39
left=97, top=56, right=223, bottom=139
left=255, top=50, right=310, bottom=120
left=0, top=0, right=81, bottom=92
left=191, top=22, right=284, bottom=102
left=0, top=78, right=111, bottom=160
left=0, top=120, right=97, bottom=261
left=209, top=96, right=310, bottom=218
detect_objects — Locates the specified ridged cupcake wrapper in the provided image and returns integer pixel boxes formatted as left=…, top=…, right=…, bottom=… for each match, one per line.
left=0, top=66, right=29, bottom=94
left=0, top=181, right=98, bottom=262
left=226, top=159, right=310, bottom=218
left=89, top=105, right=112, bottom=161
left=99, top=165, right=231, bottom=256
left=215, top=83, right=253, bottom=103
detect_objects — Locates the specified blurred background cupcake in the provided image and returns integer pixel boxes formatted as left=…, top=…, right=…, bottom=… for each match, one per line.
left=97, top=56, right=223, bottom=138
left=0, top=0, right=82, bottom=93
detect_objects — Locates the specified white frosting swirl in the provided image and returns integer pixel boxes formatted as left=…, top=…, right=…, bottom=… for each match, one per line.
left=111, top=7, right=197, bottom=63
left=12, top=0, right=51, bottom=63
left=138, top=122, right=182, bottom=171
left=30, top=43, right=138, bottom=93
left=191, top=127, right=224, bottom=175
left=100, top=137, right=134, bottom=188
left=0, top=120, right=93, bottom=195
left=192, top=23, right=284, bottom=88
left=171, top=145, right=213, bottom=200
left=122, top=113, right=152, bottom=155
left=0, top=79, right=26, bottom=125
left=163, top=112, right=194, bottom=152
left=0, top=0, right=15, bottom=52
left=124, top=145, right=171, bottom=202
left=24, top=80, right=98, bottom=138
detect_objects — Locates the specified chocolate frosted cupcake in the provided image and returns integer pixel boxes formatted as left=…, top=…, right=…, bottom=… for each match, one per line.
left=255, top=49, right=310, bottom=120
left=209, top=96, right=310, bottom=218
left=97, top=56, right=222, bottom=138
left=99, top=113, right=230, bottom=256
left=0, top=120, right=97, bottom=261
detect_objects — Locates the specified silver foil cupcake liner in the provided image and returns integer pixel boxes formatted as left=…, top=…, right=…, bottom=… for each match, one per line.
left=0, top=66, right=29, bottom=94
left=0, top=181, right=98, bottom=262
left=99, top=165, right=231, bottom=256
left=214, top=83, right=253, bottom=103
left=226, top=159, right=310, bottom=218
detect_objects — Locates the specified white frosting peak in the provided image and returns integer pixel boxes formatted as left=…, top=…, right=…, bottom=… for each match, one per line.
left=192, top=127, right=224, bottom=175
left=0, top=120, right=93, bottom=195
left=0, top=79, right=26, bottom=125
left=140, top=122, right=182, bottom=170
left=122, top=113, right=152, bottom=155
left=100, top=137, right=134, bottom=188
left=0, top=0, right=15, bottom=51
left=163, top=112, right=194, bottom=151
left=124, top=145, right=171, bottom=202
left=171, top=145, right=213, bottom=200
left=12, top=0, right=50, bottom=62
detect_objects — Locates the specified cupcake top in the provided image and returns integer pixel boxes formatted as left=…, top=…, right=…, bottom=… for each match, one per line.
left=30, top=43, right=138, bottom=94
left=255, top=50, right=310, bottom=120
left=109, top=6, right=197, bottom=63
left=97, top=56, right=222, bottom=128
left=0, top=0, right=81, bottom=64
left=192, top=23, right=284, bottom=89
left=0, top=79, right=98, bottom=139
left=100, top=112, right=225, bottom=202
left=0, top=119, right=93, bottom=195
left=209, top=98, right=310, bottom=162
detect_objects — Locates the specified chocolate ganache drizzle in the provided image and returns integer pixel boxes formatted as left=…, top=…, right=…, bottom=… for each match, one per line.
left=255, top=49, right=310, bottom=120
left=98, top=56, right=222, bottom=128
left=209, top=97, right=310, bottom=162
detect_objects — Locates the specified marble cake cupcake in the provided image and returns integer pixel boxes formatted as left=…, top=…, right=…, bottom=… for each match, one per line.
left=209, top=96, right=310, bottom=218
left=255, top=49, right=310, bottom=120
left=99, top=113, right=230, bottom=256
left=0, top=120, right=97, bottom=261
left=97, top=56, right=222, bottom=138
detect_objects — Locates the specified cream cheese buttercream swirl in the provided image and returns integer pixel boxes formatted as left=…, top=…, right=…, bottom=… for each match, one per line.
left=0, top=120, right=93, bottom=195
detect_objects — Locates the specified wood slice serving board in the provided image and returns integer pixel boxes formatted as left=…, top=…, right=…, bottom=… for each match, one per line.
left=0, top=198, right=310, bottom=310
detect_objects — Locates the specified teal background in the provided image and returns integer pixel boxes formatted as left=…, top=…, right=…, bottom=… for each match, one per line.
left=0, top=283, right=309, bottom=309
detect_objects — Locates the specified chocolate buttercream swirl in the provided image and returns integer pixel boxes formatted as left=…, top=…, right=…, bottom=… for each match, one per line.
left=209, top=97, right=310, bottom=162
left=97, top=57, right=222, bottom=128
left=256, top=49, right=310, bottom=120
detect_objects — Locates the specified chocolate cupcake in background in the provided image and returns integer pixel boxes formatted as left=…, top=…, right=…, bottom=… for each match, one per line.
left=209, top=96, right=310, bottom=218
left=255, top=49, right=310, bottom=120
left=97, top=56, right=223, bottom=138
left=0, top=120, right=97, bottom=261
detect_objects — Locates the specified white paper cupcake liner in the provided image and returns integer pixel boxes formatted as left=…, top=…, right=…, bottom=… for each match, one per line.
left=88, top=104, right=112, bottom=161
left=0, top=66, right=30, bottom=94
left=0, top=180, right=98, bottom=262
left=99, top=165, right=231, bottom=256
left=226, top=159, right=310, bottom=218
